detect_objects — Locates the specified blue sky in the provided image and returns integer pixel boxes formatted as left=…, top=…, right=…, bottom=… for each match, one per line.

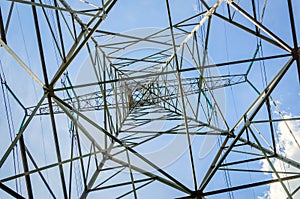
left=0, top=0, right=299, bottom=198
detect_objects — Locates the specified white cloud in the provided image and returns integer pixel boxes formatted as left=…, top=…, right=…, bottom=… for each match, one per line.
left=257, top=192, right=269, bottom=199
left=259, top=115, right=300, bottom=199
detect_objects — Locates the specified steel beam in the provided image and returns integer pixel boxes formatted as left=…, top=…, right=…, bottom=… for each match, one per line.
left=0, top=182, right=25, bottom=199
left=0, top=7, right=7, bottom=45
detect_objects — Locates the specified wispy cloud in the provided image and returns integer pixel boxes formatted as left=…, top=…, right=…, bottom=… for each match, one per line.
left=259, top=114, right=300, bottom=199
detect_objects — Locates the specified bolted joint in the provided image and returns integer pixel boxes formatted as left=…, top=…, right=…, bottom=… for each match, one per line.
left=43, top=85, right=54, bottom=96
left=102, top=151, right=111, bottom=160
left=189, top=190, right=205, bottom=199
left=245, top=120, right=251, bottom=127
left=43, top=85, right=49, bottom=94
left=291, top=47, right=300, bottom=59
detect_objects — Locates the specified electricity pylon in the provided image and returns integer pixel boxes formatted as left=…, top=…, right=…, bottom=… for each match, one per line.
left=0, top=0, right=299, bottom=198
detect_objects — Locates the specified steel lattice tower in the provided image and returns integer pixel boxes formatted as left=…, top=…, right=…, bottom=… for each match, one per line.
left=0, top=0, right=299, bottom=198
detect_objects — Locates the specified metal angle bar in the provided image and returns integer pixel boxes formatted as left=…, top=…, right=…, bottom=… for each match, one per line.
left=251, top=117, right=300, bottom=124
left=175, top=22, right=205, bottom=30
left=0, top=7, right=7, bottom=44
left=266, top=98, right=277, bottom=154
left=19, top=135, right=33, bottom=198
left=230, top=149, right=264, bottom=157
left=4, top=2, right=15, bottom=32
left=226, top=0, right=231, bottom=20
left=102, top=51, right=109, bottom=147
left=121, top=130, right=226, bottom=136
left=220, top=156, right=274, bottom=167
left=99, top=165, right=124, bottom=172
left=121, top=134, right=161, bottom=142
left=0, top=181, right=25, bottom=199
left=113, top=71, right=120, bottom=132
left=126, top=149, right=137, bottom=199
left=251, top=0, right=259, bottom=34
left=218, top=167, right=300, bottom=175
left=286, top=0, right=299, bottom=48
left=107, top=56, right=165, bottom=64
left=0, top=94, right=46, bottom=168
left=0, top=39, right=43, bottom=87
left=68, top=130, right=75, bottom=198
left=198, top=57, right=294, bottom=192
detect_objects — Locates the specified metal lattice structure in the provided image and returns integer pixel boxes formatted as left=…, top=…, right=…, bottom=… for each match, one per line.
left=0, top=0, right=299, bottom=198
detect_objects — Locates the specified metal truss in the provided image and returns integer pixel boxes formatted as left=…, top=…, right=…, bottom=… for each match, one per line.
left=0, top=0, right=299, bottom=198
